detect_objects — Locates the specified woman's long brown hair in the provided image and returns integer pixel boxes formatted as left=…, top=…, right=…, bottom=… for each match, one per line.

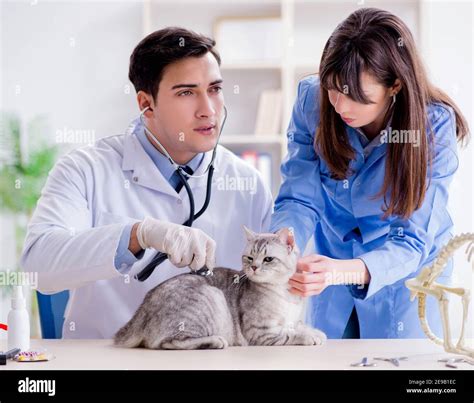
left=316, top=8, right=469, bottom=219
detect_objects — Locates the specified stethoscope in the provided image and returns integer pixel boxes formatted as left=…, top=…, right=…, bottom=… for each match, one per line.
left=135, top=105, right=227, bottom=282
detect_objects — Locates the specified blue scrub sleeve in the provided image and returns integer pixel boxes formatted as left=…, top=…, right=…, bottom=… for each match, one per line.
left=270, top=79, right=325, bottom=253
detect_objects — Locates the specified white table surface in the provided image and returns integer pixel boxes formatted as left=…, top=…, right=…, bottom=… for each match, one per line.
left=1, top=338, right=473, bottom=370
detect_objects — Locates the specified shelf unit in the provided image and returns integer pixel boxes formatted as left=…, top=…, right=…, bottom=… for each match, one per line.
left=142, top=0, right=420, bottom=196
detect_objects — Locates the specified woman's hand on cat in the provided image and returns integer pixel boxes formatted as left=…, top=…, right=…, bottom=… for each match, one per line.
left=288, top=255, right=370, bottom=297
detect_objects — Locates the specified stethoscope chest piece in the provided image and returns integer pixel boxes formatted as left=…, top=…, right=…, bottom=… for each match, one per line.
left=193, top=267, right=213, bottom=276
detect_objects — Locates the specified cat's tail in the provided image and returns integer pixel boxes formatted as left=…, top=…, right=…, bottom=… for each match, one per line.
left=114, top=321, right=143, bottom=348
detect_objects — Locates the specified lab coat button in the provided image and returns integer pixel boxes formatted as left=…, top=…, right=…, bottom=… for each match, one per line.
left=133, top=176, right=138, bottom=182
left=177, top=199, right=182, bottom=204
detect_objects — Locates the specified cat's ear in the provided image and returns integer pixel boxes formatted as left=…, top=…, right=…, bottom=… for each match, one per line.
left=243, top=225, right=257, bottom=241
left=276, top=227, right=296, bottom=253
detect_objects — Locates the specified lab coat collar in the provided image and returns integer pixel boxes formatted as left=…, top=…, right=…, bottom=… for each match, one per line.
left=122, top=117, right=215, bottom=197
left=135, top=123, right=204, bottom=182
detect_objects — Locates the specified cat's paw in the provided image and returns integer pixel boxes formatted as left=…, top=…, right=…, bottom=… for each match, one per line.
left=309, top=328, right=327, bottom=345
left=297, top=328, right=327, bottom=345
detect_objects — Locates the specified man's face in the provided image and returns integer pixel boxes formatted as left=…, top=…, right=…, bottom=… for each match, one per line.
left=145, top=53, right=224, bottom=165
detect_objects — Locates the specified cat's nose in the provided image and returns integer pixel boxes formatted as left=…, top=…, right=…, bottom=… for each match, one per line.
left=251, top=265, right=258, bottom=272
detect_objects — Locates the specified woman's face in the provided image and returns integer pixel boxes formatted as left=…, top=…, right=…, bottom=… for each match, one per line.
left=327, top=72, right=399, bottom=132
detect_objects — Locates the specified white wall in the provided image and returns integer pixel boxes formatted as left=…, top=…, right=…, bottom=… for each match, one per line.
left=1, top=0, right=143, bottom=149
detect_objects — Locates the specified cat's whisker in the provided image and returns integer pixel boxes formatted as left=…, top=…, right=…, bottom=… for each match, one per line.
left=239, top=273, right=248, bottom=283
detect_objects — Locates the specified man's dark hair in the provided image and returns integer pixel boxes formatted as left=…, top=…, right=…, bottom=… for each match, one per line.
left=129, top=27, right=221, bottom=101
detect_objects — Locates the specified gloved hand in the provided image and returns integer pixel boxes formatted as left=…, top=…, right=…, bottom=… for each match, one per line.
left=136, top=217, right=216, bottom=271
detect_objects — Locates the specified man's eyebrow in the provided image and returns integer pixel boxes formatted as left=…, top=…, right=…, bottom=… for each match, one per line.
left=171, top=83, right=198, bottom=90
left=209, top=79, right=223, bottom=86
left=171, top=79, right=223, bottom=90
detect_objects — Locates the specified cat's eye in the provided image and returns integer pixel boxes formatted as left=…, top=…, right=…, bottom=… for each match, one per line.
left=263, top=257, right=274, bottom=263
left=243, top=256, right=253, bottom=262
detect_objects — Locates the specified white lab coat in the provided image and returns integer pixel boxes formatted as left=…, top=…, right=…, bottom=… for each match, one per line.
left=20, top=121, right=273, bottom=338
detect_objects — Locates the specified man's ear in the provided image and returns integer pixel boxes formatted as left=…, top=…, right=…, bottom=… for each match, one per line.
left=276, top=227, right=296, bottom=253
left=137, top=91, right=155, bottom=117
left=243, top=225, right=257, bottom=242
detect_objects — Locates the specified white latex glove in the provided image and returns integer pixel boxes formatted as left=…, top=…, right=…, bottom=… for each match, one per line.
left=136, top=217, right=216, bottom=271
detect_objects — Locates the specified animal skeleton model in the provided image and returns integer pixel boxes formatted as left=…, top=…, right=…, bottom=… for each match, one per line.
left=405, top=233, right=474, bottom=357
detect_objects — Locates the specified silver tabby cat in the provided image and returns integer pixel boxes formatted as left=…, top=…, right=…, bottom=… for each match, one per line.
left=114, top=226, right=327, bottom=349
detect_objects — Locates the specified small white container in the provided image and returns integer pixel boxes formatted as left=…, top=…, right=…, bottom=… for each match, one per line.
left=7, top=286, right=30, bottom=351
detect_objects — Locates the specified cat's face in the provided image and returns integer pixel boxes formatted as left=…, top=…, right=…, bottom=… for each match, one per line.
left=241, top=227, right=299, bottom=285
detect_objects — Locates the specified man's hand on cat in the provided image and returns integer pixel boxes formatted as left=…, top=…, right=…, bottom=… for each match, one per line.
left=288, top=254, right=370, bottom=297
left=136, top=217, right=216, bottom=271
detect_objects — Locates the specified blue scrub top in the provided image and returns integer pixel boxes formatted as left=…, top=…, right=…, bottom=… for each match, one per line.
left=270, top=76, right=459, bottom=339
